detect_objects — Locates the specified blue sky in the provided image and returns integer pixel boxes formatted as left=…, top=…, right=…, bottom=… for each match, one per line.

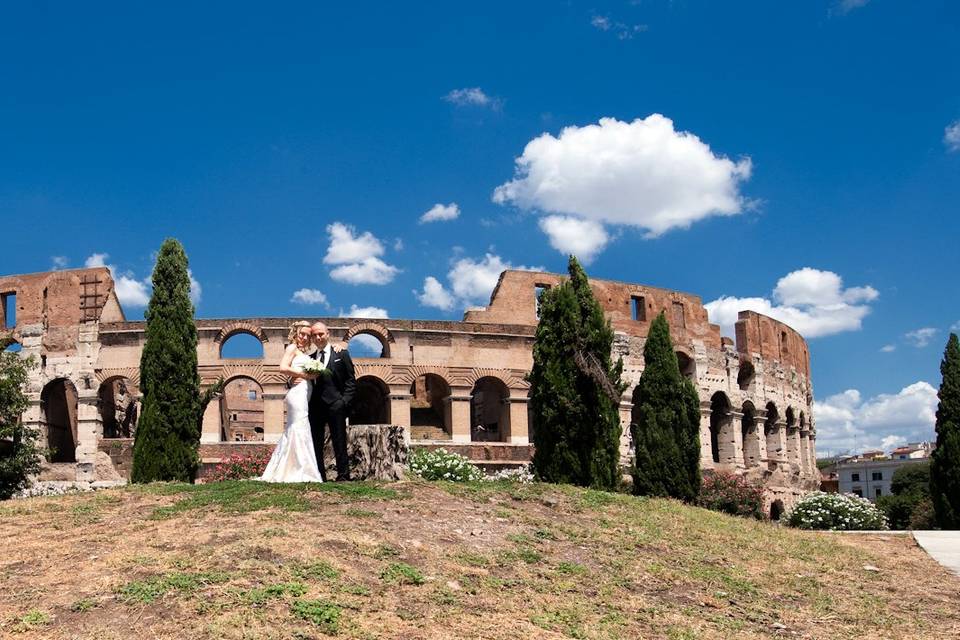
left=2, top=1, right=958, bottom=455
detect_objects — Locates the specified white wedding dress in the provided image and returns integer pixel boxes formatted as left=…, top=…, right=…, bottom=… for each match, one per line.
left=259, top=351, right=325, bottom=482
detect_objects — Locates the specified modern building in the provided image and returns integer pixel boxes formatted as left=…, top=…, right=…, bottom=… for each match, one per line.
left=835, top=444, right=933, bottom=501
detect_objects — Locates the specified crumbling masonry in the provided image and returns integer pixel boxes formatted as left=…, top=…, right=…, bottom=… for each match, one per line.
left=1, top=267, right=819, bottom=512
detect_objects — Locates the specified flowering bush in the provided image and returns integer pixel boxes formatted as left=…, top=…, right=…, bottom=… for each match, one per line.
left=483, top=464, right=535, bottom=483
left=409, top=448, right=483, bottom=482
left=208, top=450, right=273, bottom=482
left=787, top=492, right=888, bottom=531
left=697, top=471, right=766, bottom=519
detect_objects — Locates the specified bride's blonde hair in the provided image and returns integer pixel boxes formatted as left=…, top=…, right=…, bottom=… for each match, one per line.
left=287, top=320, right=313, bottom=344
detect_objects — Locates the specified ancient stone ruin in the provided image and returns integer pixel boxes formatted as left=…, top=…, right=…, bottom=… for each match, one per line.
left=0, top=267, right=819, bottom=511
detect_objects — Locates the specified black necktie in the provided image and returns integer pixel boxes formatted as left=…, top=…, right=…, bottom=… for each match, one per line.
left=318, top=349, right=326, bottom=364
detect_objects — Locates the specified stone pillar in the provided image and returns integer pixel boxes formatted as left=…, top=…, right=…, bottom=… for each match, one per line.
left=619, top=397, right=633, bottom=464
left=507, top=392, right=529, bottom=445
left=75, top=388, right=101, bottom=481
left=699, top=404, right=714, bottom=470
left=200, top=398, right=222, bottom=444
left=261, top=389, right=286, bottom=444
left=449, top=389, right=472, bottom=443
left=755, top=415, right=769, bottom=462
left=728, top=410, right=745, bottom=469
left=389, top=387, right=412, bottom=446
left=787, top=427, right=802, bottom=469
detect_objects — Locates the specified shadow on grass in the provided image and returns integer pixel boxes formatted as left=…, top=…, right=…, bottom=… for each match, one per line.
left=132, top=480, right=401, bottom=520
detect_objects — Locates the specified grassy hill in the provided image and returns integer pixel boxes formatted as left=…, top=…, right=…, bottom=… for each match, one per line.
left=0, top=480, right=957, bottom=639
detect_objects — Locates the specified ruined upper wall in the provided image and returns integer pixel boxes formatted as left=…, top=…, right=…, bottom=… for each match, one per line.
left=0, top=268, right=124, bottom=352
left=465, top=270, right=723, bottom=351
left=735, top=310, right=810, bottom=379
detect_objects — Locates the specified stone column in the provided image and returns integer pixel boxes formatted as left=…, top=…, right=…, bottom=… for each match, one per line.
left=699, top=403, right=714, bottom=470
left=507, top=392, right=529, bottom=445
left=765, top=420, right=787, bottom=466
left=200, top=398, right=222, bottom=444
left=261, top=389, right=286, bottom=444
left=755, top=414, right=769, bottom=462
left=389, top=387, right=412, bottom=446
left=728, top=410, right=745, bottom=469
left=75, top=388, right=101, bottom=481
left=449, top=388, right=472, bottom=443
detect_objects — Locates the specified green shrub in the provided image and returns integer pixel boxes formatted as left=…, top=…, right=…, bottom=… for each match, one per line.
left=380, top=562, right=425, bottom=585
left=290, top=598, right=341, bottom=633
left=908, top=497, right=937, bottom=529
left=877, top=494, right=915, bottom=530
left=787, top=492, right=888, bottom=531
left=409, top=448, right=483, bottom=482
left=697, top=471, right=765, bottom=519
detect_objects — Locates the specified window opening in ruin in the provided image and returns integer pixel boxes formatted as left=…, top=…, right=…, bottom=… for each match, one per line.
left=219, top=377, right=265, bottom=442
left=676, top=352, right=695, bottom=380
left=79, top=274, right=103, bottom=322
left=220, top=332, right=265, bottom=359
left=534, top=284, right=550, bottom=317
left=98, top=377, right=139, bottom=438
left=737, top=361, right=755, bottom=391
left=350, top=376, right=391, bottom=425
left=348, top=333, right=385, bottom=358
left=780, top=331, right=789, bottom=358
left=1, top=292, right=15, bottom=329
left=769, top=500, right=785, bottom=521
left=410, top=373, right=452, bottom=439
left=671, top=301, right=685, bottom=329
left=764, top=402, right=781, bottom=461
left=631, top=296, right=646, bottom=322
left=709, top=392, right=732, bottom=465
left=471, top=377, right=510, bottom=442
left=741, top=402, right=759, bottom=467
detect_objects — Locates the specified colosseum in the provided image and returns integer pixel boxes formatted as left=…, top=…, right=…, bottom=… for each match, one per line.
left=0, top=266, right=819, bottom=512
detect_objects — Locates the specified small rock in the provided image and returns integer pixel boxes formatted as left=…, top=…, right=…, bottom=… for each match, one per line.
left=495, top=517, right=508, bottom=523
left=771, top=622, right=787, bottom=630
left=453, top=528, right=464, bottom=535
left=541, top=496, right=559, bottom=508
left=445, top=580, right=462, bottom=591
left=862, top=564, right=880, bottom=572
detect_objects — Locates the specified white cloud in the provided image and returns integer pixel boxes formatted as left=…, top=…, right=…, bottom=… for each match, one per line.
left=443, top=87, right=501, bottom=109
left=416, top=276, right=456, bottom=311
left=85, top=253, right=150, bottom=308
left=329, top=258, right=399, bottom=285
left=591, top=15, right=612, bottom=30
left=188, top=270, right=202, bottom=305
left=704, top=268, right=878, bottom=339
left=420, top=203, right=460, bottom=224
left=538, top=215, right=610, bottom=263
left=51, top=256, right=68, bottom=270
left=945, top=120, right=960, bottom=152
left=291, top=288, right=329, bottom=306
left=417, top=253, right=542, bottom=312
left=591, top=15, right=647, bottom=39
left=323, top=223, right=399, bottom=285
left=831, top=0, right=870, bottom=15
left=339, top=304, right=388, bottom=319
left=814, top=381, right=938, bottom=455
left=880, top=344, right=896, bottom=353
left=393, top=238, right=404, bottom=251
left=493, top=115, right=752, bottom=250
left=84, top=253, right=109, bottom=268
left=905, top=327, right=938, bottom=348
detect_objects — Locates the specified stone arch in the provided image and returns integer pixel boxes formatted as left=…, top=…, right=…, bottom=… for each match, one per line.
left=215, top=321, right=267, bottom=346
left=764, top=402, right=782, bottom=461
left=410, top=372, right=452, bottom=439
left=464, top=368, right=514, bottom=389
left=676, top=351, right=696, bottom=380
left=709, top=392, right=734, bottom=465
left=98, top=375, right=139, bottom=438
left=219, top=376, right=265, bottom=441
left=41, top=378, right=78, bottom=463
left=737, top=361, right=755, bottom=391
left=740, top=401, right=759, bottom=467
left=770, top=499, right=785, bottom=521
left=219, top=331, right=266, bottom=360
left=350, top=375, right=391, bottom=425
left=217, top=364, right=266, bottom=387
left=471, top=376, right=510, bottom=442
left=343, top=322, right=392, bottom=359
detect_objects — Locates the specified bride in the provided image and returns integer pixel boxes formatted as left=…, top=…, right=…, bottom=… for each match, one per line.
left=259, top=321, right=325, bottom=482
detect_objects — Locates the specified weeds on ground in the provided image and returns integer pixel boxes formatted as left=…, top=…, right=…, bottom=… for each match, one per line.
left=380, top=563, right=425, bottom=586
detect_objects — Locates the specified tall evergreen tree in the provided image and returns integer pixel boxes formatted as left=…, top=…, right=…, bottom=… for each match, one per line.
left=631, top=312, right=701, bottom=501
left=132, top=239, right=201, bottom=483
left=529, top=256, right=626, bottom=490
left=931, top=333, right=960, bottom=529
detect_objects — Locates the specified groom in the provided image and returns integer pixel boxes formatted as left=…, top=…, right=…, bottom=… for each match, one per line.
left=308, top=321, right=356, bottom=481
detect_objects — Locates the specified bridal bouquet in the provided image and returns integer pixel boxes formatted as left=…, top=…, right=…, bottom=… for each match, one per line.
left=300, top=360, right=331, bottom=377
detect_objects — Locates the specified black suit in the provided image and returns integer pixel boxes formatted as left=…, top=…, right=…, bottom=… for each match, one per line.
left=308, top=346, right=356, bottom=481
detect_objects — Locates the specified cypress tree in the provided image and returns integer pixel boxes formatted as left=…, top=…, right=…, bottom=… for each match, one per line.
left=529, top=256, right=626, bottom=490
left=931, top=333, right=960, bottom=529
left=131, top=239, right=201, bottom=483
left=631, top=312, right=701, bottom=501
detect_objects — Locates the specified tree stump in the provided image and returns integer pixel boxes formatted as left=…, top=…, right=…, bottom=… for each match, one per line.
left=321, top=424, right=408, bottom=481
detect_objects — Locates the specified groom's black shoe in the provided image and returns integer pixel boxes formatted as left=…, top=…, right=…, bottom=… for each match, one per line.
left=334, top=475, right=352, bottom=482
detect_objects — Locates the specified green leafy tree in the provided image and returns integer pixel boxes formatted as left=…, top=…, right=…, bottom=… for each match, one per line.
left=931, top=333, right=960, bottom=529
left=131, top=239, right=202, bottom=483
left=529, top=256, right=626, bottom=490
left=0, top=352, right=42, bottom=498
left=631, top=312, right=701, bottom=501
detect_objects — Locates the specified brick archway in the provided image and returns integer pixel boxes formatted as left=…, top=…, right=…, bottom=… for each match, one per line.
left=344, top=321, right=392, bottom=358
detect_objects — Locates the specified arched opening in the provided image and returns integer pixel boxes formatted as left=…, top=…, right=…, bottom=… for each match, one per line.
left=219, top=377, right=265, bottom=441
left=785, top=406, right=797, bottom=466
left=741, top=401, right=759, bottom=467
left=764, top=402, right=781, bottom=461
left=2, top=339, right=21, bottom=353
left=41, top=378, right=78, bottom=463
left=347, top=332, right=387, bottom=359
left=98, top=377, right=139, bottom=438
left=220, top=332, right=265, bottom=359
left=350, top=376, right=390, bottom=425
left=709, top=392, right=733, bottom=465
left=409, top=374, right=451, bottom=440
left=798, top=410, right=809, bottom=471
left=770, top=499, right=785, bottom=521
left=676, top=352, right=696, bottom=380
left=470, top=377, right=510, bottom=442
left=737, top=361, right=755, bottom=391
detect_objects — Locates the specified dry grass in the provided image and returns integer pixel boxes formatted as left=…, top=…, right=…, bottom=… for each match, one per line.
left=0, top=479, right=957, bottom=639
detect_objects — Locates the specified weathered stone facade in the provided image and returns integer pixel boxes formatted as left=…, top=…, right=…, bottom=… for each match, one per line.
left=1, top=266, right=818, bottom=510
